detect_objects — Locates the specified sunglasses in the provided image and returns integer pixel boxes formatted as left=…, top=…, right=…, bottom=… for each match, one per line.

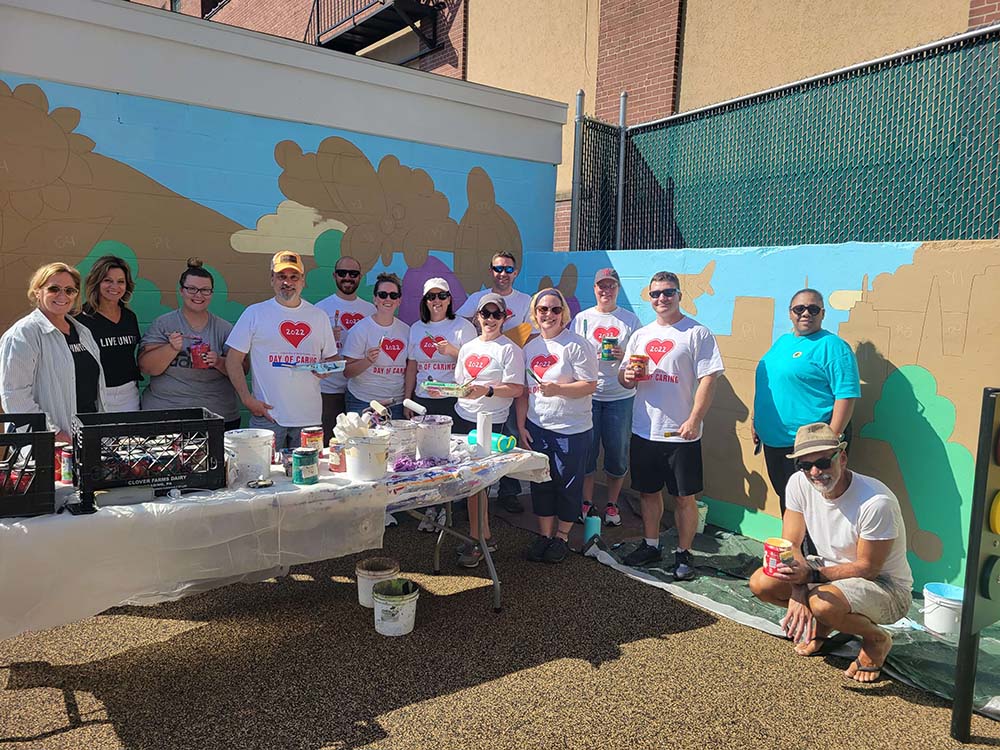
left=795, top=450, right=841, bottom=473
left=424, top=292, right=451, bottom=301
left=535, top=305, right=563, bottom=315
left=649, top=288, right=679, bottom=299
left=491, top=265, right=516, bottom=274
left=791, top=304, right=823, bottom=316
left=44, top=285, right=80, bottom=297
left=375, top=291, right=401, bottom=300
left=479, top=309, right=505, bottom=320
left=335, top=269, right=361, bottom=279
left=181, top=285, right=214, bottom=296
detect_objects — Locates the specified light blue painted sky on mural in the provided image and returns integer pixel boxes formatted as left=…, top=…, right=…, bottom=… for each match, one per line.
left=1, top=73, right=556, bottom=252
left=523, top=242, right=921, bottom=341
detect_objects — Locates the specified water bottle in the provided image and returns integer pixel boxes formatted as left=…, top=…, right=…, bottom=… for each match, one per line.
left=583, top=511, right=601, bottom=543
left=466, top=430, right=516, bottom=453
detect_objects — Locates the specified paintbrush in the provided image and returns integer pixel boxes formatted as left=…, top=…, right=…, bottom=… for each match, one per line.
left=526, top=368, right=543, bottom=385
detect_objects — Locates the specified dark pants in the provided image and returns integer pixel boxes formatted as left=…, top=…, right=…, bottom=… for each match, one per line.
left=321, top=392, right=346, bottom=445
left=412, top=395, right=459, bottom=420
left=527, top=421, right=590, bottom=524
left=497, top=409, right=522, bottom=499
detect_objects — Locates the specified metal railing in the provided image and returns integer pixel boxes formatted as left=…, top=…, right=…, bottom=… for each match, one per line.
left=305, top=0, right=385, bottom=45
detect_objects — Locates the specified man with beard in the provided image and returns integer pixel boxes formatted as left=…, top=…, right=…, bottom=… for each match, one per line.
left=315, top=256, right=375, bottom=443
left=226, top=251, right=338, bottom=450
left=749, top=423, right=912, bottom=683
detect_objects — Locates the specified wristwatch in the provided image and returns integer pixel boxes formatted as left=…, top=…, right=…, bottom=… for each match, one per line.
left=486, top=386, right=495, bottom=398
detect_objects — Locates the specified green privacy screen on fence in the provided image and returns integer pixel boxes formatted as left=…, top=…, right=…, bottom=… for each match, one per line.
left=578, top=26, right=1000, bottom=250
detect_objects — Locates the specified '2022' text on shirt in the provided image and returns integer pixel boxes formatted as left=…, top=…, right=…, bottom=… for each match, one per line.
left=341, top=315, right=410, bottom=404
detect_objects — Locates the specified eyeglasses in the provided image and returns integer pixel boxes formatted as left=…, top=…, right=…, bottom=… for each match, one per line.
left=795, top=450, right=841, bottom=473
left=649, top=288, right=679, bottom=299
left=535, top=305, right=563, bottom=315
left=44, top=285, right=79, bottom=297
left=181, top=285, right=214, bottom=297
left=424, top=292, right=451, bottom=301
left=491, top=265, right=515, bottom=274
left=375, top=290, right=401, bottom=300
left=478, top=309, right=505, bottom=320
left=791, top=304, right=823, bottom=316
left=335, top=269, right=361, bottom=279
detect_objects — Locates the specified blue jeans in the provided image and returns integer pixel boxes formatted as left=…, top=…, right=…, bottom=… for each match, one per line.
left=248, top=415, right=302, bottom=452
left=345, top=391, right=404, bottom=420
left=527, top=421, right=590, bottom=523
left=586, top=397, right=633, bottom=477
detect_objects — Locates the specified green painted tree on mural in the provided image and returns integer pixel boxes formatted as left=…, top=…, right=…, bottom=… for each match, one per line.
left=302, top=229, right=373, bottom=304
left=861, top=365, right=974, bottom=587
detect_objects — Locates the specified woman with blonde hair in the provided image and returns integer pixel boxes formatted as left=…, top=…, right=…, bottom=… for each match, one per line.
left=77, top=255, right=141, bottom=411
left=0, top=262, right=106, bottom=442
left=516, top=287, right=598, bottom=564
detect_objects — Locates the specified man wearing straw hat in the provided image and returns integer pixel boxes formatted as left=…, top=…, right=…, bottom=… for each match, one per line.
left=749, top=423, right=913, bottom=683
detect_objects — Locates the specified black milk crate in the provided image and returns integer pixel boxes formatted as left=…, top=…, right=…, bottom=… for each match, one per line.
left=72, top=409, right=225, bottom=503
left=0, top=413, right=56, bottom=518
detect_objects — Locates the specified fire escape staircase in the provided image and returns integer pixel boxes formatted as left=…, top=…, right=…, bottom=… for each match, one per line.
left=305, top=0, right=442, bottom=55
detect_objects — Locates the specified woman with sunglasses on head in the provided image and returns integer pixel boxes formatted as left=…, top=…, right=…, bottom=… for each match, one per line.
left=752, top=288, right=860, bottom=516
left=445, top=293, right=525, bottom=567
left=342, top=272, right=409, bottom=419
left=138, top=259, right=242, bottom=430
left=516, top=288, right=598, bottom=564
left=76, top=255, right=141, bottom=412
left=0, top=263, right=106, bottom=443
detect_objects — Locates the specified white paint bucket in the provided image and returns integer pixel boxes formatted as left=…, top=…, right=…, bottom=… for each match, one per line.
left=344, top=430, right=391, bottom=481
left=387, top=419, right=419, bottom=466
left=224, top=428, right=274, bottom=485
left=921, top=582, right=964, bottom=636
left=355, top=557, right=400, bottom=608
left=372, top=577, right=420, bottom=636
left=413, top=415, right=453, bottom=460
left=696, top=500, right=708, bottom=535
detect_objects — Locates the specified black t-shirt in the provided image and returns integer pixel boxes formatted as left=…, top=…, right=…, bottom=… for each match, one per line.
left=76, top=306, right=140, bottom=387
left=64, top=325, right=100, bottom=414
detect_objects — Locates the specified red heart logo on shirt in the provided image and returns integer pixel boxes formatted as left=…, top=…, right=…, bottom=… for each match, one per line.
left=592, top=326, right=620, bottom=344
left=464, top=354, right=491, bottom=378
left=420, top=336, right=444, bottom=358
left=645, top=339, right=675, bottom=365
left=340, top=312, right=364, bottom=329
left=531, top=354, right=559, bottom=378
left=280, top=321, right=312, bottom=348
left=505, top=309, right=514, bottom=320
left=380, top=338, right=405, bottom=361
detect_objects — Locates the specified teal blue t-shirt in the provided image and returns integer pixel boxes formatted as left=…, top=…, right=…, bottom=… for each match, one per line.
left=753, top=329, right=861, bottom=447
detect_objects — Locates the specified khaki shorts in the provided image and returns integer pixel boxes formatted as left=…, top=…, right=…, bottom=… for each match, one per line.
left=807, top=557, right=912, bottom=625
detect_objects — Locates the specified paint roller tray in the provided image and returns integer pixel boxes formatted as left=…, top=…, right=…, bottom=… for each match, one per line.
left=422, top=380, right=472, bottom=398
left=293, top=361, right=345, bottom=374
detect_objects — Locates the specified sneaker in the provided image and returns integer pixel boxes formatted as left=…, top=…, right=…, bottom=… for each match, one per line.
left=384, top=512, right=398, bottom=527
left=457, top=538, right=498, bottom=568
left=417, top=507, right=438, bottom=533
left=576, top=502, right=594, bottom=524
left=498, top=494, right=524, bottom=514
left=604, top=504, right=622, bottom=527
left=455, top=537, right=496, bottom=557
left=543, top=537, right=569, bottom=563
left=672, top=549, right=696, bottom=581
left=435, top=507, right=448, bottom=527
left=622, top=541, right=662, bottom=567
left=526, top=536, right=553, bottom=562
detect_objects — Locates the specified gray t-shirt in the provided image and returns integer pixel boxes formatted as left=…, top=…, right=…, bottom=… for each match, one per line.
left=140, top=310, right=240, bottom=421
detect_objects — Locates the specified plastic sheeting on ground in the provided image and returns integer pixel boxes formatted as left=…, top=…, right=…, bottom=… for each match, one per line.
left=586, top=528, right=1000, bottom=720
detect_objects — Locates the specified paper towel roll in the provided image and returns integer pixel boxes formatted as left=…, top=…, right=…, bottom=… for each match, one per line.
left=476, top=412, right=492, bottom=456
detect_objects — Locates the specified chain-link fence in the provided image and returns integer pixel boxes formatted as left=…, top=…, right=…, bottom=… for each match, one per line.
left=576, top=25, right=1000, bottom=250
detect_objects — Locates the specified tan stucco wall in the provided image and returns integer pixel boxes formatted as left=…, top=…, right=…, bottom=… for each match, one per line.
left=678, top=0, right=970, bottom=113
left=466, top=0, right=600, bottom=196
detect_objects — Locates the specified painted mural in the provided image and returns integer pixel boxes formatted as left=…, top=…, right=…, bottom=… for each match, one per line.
left=0, top=74, right=990, bottom=591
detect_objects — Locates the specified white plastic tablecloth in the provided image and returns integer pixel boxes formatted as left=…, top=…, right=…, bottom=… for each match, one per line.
left=0, top=445, right=549, bottom=640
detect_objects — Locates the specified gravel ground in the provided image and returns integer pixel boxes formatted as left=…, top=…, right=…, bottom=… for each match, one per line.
left=1, top=512, right=998, bottom=750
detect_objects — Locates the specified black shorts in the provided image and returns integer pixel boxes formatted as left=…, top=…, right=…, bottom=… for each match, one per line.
left=629, top=435, right=703, bottom=497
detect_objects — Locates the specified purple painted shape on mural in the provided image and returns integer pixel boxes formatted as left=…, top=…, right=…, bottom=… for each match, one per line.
left=399, top=257, right=469, bottom=325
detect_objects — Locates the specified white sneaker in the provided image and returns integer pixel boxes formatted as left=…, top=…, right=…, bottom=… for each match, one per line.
left=605, top=504, right=622, bottom=527
left=435, top=507, right=448, bottom=527
left=417, top=508, right=437, bottom=532
left=384, top=512, right=398, bottom=527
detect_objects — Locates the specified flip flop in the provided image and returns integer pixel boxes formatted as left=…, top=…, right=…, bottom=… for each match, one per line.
left=849, top=657, right=883, bottom=680
left=799, top=631, right=854, bottom=656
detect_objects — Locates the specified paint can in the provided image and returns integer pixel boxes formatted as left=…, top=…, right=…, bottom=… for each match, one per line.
left=328, top=440, right=347, bottom=473
left=355, top=556, right=400, bottom=608
left=413, top=414, right=453, bottom=460
left=386, top=419, right=419, bottom=465
left=279, top=448, right=295, bottom=477
left=629, top=353, right=650, bottom=380
left=372, top=577, right=420, bottom=637
left=344, top=430, right=391, bottom=481
left=762, top=537, right=794, bottom=577
left=60, top=446, right=74, bottom=484
left=921, top=582, right=963, bottom=636
left=190, top=341, right=211, bottom=369
left=54, top=442, right=69, bottom=481
left=300, top=426, right=324, bottom=452
left=224, top=428, right=275, bottom=485
left=292, top=447, right=319, bottom=485
left=600, top=336, right=618, bottom=361
left=696, top=500, right=708, bottom=535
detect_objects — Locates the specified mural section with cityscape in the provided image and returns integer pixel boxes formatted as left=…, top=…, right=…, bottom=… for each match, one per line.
left=1, top=74, right=992, bottom=590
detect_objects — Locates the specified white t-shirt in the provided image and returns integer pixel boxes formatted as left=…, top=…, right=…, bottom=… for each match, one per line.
left=407, top=317, right=478, bottom=399
left=453, top=335, right=525, bottom=424
left=341, top=316, right=410, bottom=403
left=523, top=329, right=598, bottom=435
left=621, top=316, right=724, bottom=442
left=571, top=305, right=642, bottom=402
left=226, top=298, right=338, bottom=427
left=456, top=288, right=532, bottom=332
left=786, top=470, right=913, bottom=591
left=314, top=294, right=375, bottom=394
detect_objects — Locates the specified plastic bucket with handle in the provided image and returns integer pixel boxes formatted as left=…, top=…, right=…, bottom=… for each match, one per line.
left=344, top=430, right=391, bottom=482
left=413, top=415, right=453, bottom=460
left=373, top=577, right=420, bottom=636
left=355, top=557, right=400, bottom=608
left=224, top=429, right=274, bottom=485
left=921, top=582, right=963, bottom=635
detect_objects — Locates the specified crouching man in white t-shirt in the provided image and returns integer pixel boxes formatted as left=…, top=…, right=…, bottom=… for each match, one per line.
left=749, top=423, right=913, bottom=683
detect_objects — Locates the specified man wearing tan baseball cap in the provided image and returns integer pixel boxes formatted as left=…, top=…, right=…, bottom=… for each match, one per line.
left=749, top=423, right=913, bottom=683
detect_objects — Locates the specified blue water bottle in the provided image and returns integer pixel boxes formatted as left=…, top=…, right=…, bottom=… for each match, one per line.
left=583, top=513, right=601, bottom=544
left=467, top=430, right=516, bottom=453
